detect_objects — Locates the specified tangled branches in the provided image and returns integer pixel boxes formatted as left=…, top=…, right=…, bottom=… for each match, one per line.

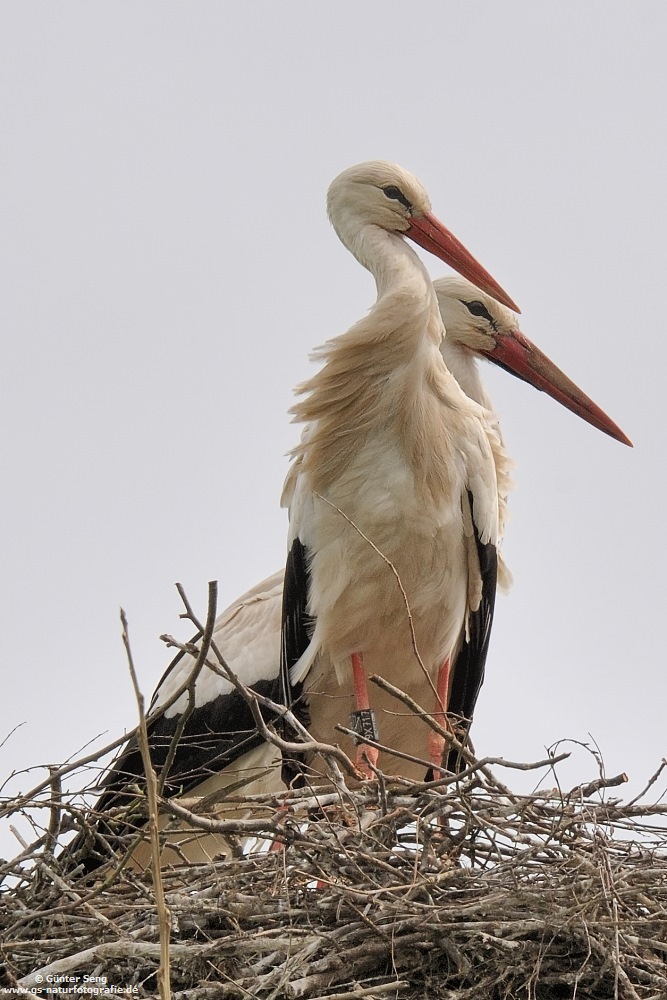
left=2, top=747, right=667, bottom=998
left=2, top=584, right=666, bottom=998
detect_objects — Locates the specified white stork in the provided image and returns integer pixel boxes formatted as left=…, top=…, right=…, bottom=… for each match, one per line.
left=280, top=160, right=630, bottom=786
left=76, top=243, right=630, bottom=872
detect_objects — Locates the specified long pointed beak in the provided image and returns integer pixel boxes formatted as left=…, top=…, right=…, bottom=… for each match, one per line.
left=483, top=329, right=632, bottom=446
left=406, top=211, right=520, bottom=314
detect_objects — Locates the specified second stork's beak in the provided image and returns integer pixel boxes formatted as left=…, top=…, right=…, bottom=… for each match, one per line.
left=482, top=329, right=632, bottom=446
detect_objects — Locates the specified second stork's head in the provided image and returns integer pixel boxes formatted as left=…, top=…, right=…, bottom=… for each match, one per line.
left=434, top=276, right=631, bottom=446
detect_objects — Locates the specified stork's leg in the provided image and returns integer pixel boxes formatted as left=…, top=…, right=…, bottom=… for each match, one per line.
left=267, top=804, right=290, bottom=854
left=350, top=652, right=379, bottom=778
left=427, top=657, right=452, bottom=781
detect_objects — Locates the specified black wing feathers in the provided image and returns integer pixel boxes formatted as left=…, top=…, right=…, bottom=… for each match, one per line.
left=71, top=645, right=280, bottom=872
left=446, top=490, right=498, bottom=772
left=97, top=682, right=278, bottom=806
left=280, top=536, right=314, bottom=711
left=280, top=536, right=315, bottom=782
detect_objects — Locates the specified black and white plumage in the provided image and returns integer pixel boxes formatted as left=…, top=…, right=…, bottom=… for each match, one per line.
left=75, top=574, right=284, bottom=871
left=279, top=161, right=629, bottom=784
left=74, top=172, right=630, bottom=868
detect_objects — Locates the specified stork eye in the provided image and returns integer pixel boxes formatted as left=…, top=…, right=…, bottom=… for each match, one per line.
left=382, top=185, right=412, bottom=211
left=464, top=300, right=493, bottom=322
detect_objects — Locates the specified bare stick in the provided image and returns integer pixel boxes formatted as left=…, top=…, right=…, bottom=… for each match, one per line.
left=45, top=766, right=62, bottom=857
left=156, top=796, right=287, bottom=841
left=334, top=725, right=439, bottom=775
left=369, top=674, right=469, bottom=755
left=312, top=983, right=409, bottom=1000
left=121, top=608, right=171, bottom=1000
left=0, top=721, right=26, bottom=750
left=626, top=758, right=667, bottom=807
left=159, top=581, right=218, bottom=793
left=575, top=773, right=629, bottom=799
left=367, top=675, right=570, bottom=795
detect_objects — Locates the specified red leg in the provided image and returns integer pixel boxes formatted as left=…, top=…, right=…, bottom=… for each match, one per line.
left=351, top=652, right=379, bottom=778
left=427, top=657, right=451, bottom=781
left=268, top=804, right=289, bottom=853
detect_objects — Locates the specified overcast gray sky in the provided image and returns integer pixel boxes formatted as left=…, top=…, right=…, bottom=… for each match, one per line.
left=2, top=3, right=665, bottom=856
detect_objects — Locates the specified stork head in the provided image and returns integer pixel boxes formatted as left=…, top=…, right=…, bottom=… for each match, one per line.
left=434, top=276, right=632, bottom=446
left=327, top=161, right=519, bottom=312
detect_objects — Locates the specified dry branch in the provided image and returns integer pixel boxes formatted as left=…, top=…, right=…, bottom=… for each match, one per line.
left=121, top=608, right=172, bottom=1000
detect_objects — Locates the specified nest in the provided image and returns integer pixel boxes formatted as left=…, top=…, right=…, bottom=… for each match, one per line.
left=2, top=747, right=667, bottom=1000
left=2, top=587, right=666, bottom=997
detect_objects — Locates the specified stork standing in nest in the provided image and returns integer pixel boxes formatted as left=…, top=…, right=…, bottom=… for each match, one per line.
left=281, top=161, right=630, bottom=781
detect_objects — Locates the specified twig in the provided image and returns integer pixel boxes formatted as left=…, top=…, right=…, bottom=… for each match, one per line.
left=0, top=721, right=26, bottom=749
left=45, top=766, right=62, bottom=856
left=626, top=758, right=667, bottom=807
left=334, top=725, right=438, bottom=775
left=369, top=675, right=464, bottom=748
left=156, top=796, right=288, bottom=840
left=121, top=608, right=171, bottom=1000
left=159, top=580, right=218, bottom=793
left=309, top=983, right=409, bottom=1000
left=575, top=773, right=629, bottom=799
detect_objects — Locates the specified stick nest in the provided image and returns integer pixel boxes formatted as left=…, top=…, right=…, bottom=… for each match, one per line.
left=2, top=752, right=667, bottom=999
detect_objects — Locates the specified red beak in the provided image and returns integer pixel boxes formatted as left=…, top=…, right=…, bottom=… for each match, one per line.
left=406, top=211, right=520, bottom=313
left=483, top=329, right=632, bottom=446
